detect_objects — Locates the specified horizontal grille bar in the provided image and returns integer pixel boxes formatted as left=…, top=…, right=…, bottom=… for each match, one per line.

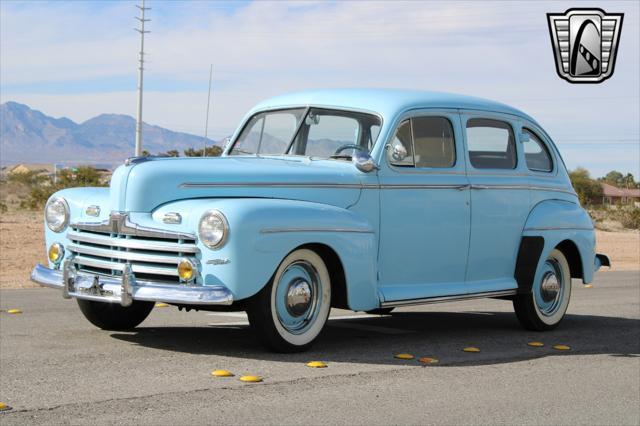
left=73, top=255, right=179, bottom=277
left=67, top=230, right=198, bottom=253
left=67, top=243, right=183, bottom=265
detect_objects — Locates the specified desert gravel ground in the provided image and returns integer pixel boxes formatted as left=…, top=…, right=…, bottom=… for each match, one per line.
left=0, top=271, right=638, bottom=425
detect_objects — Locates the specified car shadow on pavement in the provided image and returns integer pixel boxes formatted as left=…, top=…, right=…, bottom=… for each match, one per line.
left=109, top=310, right=640, bottom=367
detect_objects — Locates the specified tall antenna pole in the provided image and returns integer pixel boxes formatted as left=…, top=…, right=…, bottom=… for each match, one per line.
left=134, top=0, right=150, bottom=157
left=203, top=64, right=213, bottom=157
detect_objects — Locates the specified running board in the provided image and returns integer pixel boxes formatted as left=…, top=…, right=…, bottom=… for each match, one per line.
left=380, top=289, right=518, bottom=308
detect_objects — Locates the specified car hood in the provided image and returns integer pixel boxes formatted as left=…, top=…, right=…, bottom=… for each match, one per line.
left=109, top=156, right=364, bottom=212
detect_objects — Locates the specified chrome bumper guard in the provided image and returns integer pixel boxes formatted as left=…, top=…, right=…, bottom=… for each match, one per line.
left=31, top=263, right=233, bottom=306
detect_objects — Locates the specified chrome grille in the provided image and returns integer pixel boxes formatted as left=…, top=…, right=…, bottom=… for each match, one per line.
left=66, top=227, right=199, bottom=284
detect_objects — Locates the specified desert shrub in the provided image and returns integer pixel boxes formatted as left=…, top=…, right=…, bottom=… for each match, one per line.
left=20, top=185, right=58, bottom=210
left=183, top=146, right=222, bottom=157
left=19, top=166, right=107, bottom=210
left=7, top=170, right=48, bottom=186
left=589, top=205, right=640, bottom=230
left=0, top=201, right=7, bottom=213
left=618, top=207, right=640, bottom=229
left=569, top=168, right=602, bottom=206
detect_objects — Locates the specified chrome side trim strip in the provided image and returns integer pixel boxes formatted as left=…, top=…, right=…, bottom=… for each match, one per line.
left=66, top=230, right=199, bottom=253
left=180, top=182, right=364, bottom=189
left=380, top=289, right=517, bottom=308
left=67, top=243, right=183, bottom=265
left=72, top=211, right=196, bottom=240
left=524, top=226, right=594, bottom=231
left=180, top=181, right=574, bottom=194
left=260, top=227, right=375, bottom=234
left=72, top=255, right=179, bottom=277
left=471, top=184, right=576, bottom=196
left=31, top=264, right=233, bottom=306
left=376, top=184, right=468, bottom=190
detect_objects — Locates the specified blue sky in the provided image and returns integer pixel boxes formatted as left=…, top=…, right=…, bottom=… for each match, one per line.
left=1, top=0, right=638, bottom=177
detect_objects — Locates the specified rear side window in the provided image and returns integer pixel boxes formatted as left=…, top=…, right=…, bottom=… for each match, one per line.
left=466, top=118, right=516, bottom=169
left=388, top=117, right=456, bottom=168
left=523, top=128, right=553, bottom=172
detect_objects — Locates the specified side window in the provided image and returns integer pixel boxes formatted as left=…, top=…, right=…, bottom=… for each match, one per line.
left=466, top=118, right=516, bottom=169
left=412, top=117, right=455, bottom=168
left=305, top=113, right=360, bottom=157
left=523, top=128, right=553, bottom=172
left=388, top=120, right=414, bottom=166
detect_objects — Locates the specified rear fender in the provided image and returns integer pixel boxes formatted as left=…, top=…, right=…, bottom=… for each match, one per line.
left=520, top=200, right=596, bottom=290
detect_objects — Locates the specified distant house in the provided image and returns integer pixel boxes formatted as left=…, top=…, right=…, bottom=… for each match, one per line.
left=5, top=163, right=55, bottom=176
left=601, top=183, right=640, bottom=207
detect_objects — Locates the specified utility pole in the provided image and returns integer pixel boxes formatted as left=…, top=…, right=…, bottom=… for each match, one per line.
left=203, top=64, right=213, bottom=157
left=134, top=0, right=150, bottom=157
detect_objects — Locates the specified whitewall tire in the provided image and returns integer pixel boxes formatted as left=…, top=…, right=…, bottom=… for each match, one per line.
left=247, top=248, right=331, bottom=352
left=514, top=249, right=572, bottom=331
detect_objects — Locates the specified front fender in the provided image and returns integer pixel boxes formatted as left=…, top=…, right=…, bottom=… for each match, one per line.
left=155, top=198, right=379, bottom=311
left=522, top=199, right=596, bottom=285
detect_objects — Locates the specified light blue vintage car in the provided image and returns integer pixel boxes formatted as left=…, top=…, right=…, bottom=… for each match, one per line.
left=32, top=89, right=610, bottom=352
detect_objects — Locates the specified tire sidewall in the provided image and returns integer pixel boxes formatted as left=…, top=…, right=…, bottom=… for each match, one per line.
left=269, top=249, right=331, bottom=347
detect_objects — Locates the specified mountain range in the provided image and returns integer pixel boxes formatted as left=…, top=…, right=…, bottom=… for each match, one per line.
left=0, top=101, right=219, bottom=165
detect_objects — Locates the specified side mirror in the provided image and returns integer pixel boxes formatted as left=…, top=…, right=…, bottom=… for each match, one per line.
left=352, top=151, right=378, bottom=173
left=387, top=142, right=408, bottom=162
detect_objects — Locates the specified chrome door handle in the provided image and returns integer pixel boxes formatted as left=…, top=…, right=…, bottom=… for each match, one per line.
left=457, top=184, right=471, bottom=191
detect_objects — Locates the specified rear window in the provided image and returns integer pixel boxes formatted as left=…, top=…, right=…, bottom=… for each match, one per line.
left=466, top=118, right=516, bottom=169
left=523, top=128, right=553, bottom=172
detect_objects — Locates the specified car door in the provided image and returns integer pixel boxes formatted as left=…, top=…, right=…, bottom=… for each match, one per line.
left=461, top=112, right=531, bottom=292
left=377, top=111, right=471, bottom=303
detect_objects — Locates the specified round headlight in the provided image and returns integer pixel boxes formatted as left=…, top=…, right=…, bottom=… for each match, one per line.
left=198, top=210, right=228, bottom=249
left=45, top=197, right=69, bottom=233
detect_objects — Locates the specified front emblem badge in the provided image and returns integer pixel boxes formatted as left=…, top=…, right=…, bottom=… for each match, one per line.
left=547, top=8, right=623, bottom=83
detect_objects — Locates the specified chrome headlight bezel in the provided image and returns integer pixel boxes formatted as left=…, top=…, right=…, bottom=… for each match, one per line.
left=45, top=197, right=70, bottom=233
left=198, top=209, right=229, bottom=250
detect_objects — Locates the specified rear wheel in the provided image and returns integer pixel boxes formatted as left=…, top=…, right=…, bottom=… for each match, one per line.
left=77, top=299, right=154, bottom=331
left=247, top=249, right=331, bottom=353
left=513, top=248, right=572, bottom=331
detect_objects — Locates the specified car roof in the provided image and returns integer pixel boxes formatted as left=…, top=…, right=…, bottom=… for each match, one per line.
left=252, top=88, right=537, bottom=124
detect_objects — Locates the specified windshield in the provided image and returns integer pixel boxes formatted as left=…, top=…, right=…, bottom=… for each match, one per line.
left=229, top=107, right=381, bottom=158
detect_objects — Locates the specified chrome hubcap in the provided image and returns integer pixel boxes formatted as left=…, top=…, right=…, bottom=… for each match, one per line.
left=275, top=260, right=322, bottom=334
left=286, top=279, right=312, bottom=317
left=540, top=272, right=560, bottom=302
left=535, top=258, right=564, bottom=316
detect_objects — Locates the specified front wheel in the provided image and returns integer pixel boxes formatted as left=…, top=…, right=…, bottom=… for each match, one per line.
left=77, top=299, right=154, bottom=331
left=513, top=248, right=572, bottom=331
left=247, top=248, right=332, bottom=353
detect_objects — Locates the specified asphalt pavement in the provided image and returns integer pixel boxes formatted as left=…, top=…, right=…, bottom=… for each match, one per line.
left=1, top=271, right=638, bottom=425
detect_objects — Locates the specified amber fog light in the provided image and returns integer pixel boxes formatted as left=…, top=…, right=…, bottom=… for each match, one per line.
left=177, top=258, right=196, bottom=282
left=48, top=243, right=65, bottom=264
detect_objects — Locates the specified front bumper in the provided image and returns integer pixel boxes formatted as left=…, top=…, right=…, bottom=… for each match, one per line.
left=31, top=263, right=233, bottom=306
